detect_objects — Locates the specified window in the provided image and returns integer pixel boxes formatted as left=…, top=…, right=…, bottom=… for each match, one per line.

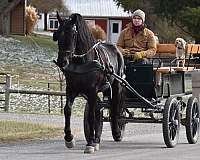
left=55, top=21, right=58, bottom=28
left=112, top=23, right=119, bottom=33
left=50, top=21, right=54, bottom=29
left=49, top=19, right=59, bottom=30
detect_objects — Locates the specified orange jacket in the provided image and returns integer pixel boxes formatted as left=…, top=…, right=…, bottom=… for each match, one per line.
left=117, top=23, right=157, bottom=58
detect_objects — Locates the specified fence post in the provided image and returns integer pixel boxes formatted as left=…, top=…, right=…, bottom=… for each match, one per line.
left=60, top=80, right=64, bottom=114
left=5, top=74, right=11, bottom=112
left=48, top=82, right=51, bottom=114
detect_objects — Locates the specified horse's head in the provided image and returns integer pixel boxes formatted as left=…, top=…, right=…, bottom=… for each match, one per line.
left=53, top=12, right=78, bottom=68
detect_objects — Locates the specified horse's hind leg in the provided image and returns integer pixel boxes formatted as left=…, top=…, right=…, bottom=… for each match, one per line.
left=110, top=80, right=123, bottom=141
left=64, top=92, right=76, bottom=148
left=94, top=105, right=103, bottom=151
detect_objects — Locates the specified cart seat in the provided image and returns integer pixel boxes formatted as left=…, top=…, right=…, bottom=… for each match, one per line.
left=172, top=67, right=194, bottom=72
left=154, top=67, right=175, bottom=73
left=154, top=67, right=194, bottom=74
left=125, top=63, right=156, bottom=99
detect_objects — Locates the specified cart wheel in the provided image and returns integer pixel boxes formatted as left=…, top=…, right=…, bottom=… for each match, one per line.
left=110, top=108, right=126, bottom=142
left=185, top=97, right=200, bottom=144
left=84, top=101, right=103, bottom=142
left=163, top=97, right=180, bottom=148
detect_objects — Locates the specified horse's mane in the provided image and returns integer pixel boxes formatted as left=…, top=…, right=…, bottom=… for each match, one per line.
left=70, top=13, right=95, bottom=53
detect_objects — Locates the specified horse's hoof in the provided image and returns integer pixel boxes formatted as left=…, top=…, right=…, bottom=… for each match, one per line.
left=84, top=146, right=95, bottom=154
left=114, top=136, right=122, bottom=142
left=65, top=138, right=75, bottom=148
left=94, top=143, right=100, bottom=151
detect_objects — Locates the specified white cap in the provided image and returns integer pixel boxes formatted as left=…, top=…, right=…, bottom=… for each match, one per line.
left=132, top=9, right=145, bottom=22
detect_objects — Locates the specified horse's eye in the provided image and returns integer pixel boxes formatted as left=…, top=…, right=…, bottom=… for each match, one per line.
left=53, top=31, right=58, bottom=41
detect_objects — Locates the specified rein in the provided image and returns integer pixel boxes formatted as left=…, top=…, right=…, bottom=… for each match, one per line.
left=72, top=41, right=101, bottom=58
left=73, top=41, right=114, bottom=74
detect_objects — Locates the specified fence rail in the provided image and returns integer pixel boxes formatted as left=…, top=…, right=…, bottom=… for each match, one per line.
left=0, top=73, right=65, bottom=113
left=8, top=89, right=66, bottom=96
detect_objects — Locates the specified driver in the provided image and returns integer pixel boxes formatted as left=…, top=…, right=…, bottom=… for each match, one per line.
left=116, top=9, right=157, bottom=64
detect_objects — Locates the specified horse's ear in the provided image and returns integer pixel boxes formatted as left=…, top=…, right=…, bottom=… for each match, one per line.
left=70, top=13, right=80, bottom=25
left=57, top=11, right=63, bottom=24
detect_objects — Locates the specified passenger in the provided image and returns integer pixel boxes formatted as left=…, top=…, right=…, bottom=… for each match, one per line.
left=117, top=9, right=157, bottom=64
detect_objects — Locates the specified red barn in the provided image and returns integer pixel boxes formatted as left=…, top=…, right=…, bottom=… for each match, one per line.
left=0, top=0, right=26, bottom=36
left=48, top=0, right=131, bottom=43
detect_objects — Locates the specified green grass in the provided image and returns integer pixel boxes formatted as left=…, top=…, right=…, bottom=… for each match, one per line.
left=0, top=120, right=63, bottom=143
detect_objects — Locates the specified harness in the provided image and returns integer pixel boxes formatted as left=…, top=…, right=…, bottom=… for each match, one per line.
left=66, top=42, right=115, bottom=98
left=54, top=24, right=119, bottom=99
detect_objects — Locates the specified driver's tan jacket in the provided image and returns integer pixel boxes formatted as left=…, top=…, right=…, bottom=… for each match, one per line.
left=117, top=23, right=157, bottom=58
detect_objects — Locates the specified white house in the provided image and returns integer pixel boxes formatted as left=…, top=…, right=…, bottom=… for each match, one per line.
left=35, top=0, right=131, bottom=43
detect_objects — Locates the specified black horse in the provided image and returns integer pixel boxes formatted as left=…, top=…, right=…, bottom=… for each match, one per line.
left=53, top=12, right=124, bottom=153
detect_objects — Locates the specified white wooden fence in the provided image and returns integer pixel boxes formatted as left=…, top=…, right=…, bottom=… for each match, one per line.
left=0, top=73, right=65, bottom=113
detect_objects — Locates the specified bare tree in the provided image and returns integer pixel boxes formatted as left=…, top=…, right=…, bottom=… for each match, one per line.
left=25, top=5, right=38, bottom=35
left=30, top=0, right=70, bottom=30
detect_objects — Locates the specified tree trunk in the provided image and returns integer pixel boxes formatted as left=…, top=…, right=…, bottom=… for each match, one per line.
left=44, top=12, right=48, bottom=31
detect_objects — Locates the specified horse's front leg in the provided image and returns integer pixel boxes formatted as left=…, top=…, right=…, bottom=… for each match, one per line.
left=84, top=92, right=97, bottom=153
left=64, top=91, right=77, bottom=148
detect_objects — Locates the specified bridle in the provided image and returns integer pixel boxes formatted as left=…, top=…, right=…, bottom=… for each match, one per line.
left=62, top=24, right=78, bottom=60
left=63, top=24, right=97, bottom=60
left=59, top=23, right=113, bottom=73
left=70, top=24, right=113, bottom=71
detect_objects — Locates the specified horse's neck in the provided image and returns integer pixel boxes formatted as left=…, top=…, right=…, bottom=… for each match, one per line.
left=75, top=40, right=96, bottom=60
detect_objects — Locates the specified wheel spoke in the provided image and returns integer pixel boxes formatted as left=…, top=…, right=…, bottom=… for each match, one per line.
left=170, top=102, right=178, bottom=141
left=169, top=125, right=173, bottom=139
left=169, top=120, right=178, bottom=141
left=174, top=120, right=179, bottom=126
left=172, top=106, right=177, bottom=120
left=171, top=126, right=177, bottom=140
left=192, top=105, right=197, bottom=119
left=192, top=124, right=197, bottom=137
left=194, top=117, right=200, bottom=124
left=193, top=118, right=199, bottom=129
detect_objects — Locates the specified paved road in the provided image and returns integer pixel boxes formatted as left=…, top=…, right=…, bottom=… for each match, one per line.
left=0, top=113, right=200, bottom=160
